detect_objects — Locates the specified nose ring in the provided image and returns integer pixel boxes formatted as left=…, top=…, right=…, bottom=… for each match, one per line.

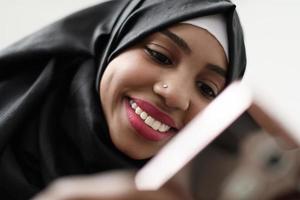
left=163, top=84, right=168, bottom=88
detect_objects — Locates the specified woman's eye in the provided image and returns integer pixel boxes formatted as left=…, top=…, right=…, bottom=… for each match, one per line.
left=196, top=81, right=218, bottom=100
left=144, top=46, right=173, bottom=65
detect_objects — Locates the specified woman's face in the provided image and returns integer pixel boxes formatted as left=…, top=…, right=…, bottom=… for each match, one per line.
left=100, top=24, right=227, bottom=159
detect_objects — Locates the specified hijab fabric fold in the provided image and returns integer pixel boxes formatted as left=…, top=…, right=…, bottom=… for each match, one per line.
left=0, top=0, right=246, bottom=199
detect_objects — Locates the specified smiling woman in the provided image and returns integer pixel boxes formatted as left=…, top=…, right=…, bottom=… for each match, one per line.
left=100, top=23, right=228, bottom=159
left=0, top=0, right=246, bottom=199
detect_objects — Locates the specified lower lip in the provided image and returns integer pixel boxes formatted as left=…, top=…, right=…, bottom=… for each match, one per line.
left=125, top=98, right=174, bottom=142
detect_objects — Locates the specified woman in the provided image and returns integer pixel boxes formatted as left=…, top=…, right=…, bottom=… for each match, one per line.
left=0, top=0, right=246, bottom=199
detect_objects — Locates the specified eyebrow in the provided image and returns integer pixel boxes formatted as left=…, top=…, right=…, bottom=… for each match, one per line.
left=207, top=63, right=227, bottom=78
left=160, top=30, right=191, bottom=54
left=161, top=29, right=226, bottom=78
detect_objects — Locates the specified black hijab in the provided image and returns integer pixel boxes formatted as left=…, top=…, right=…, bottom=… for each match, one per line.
left=0, top=0, right=246, bottom=199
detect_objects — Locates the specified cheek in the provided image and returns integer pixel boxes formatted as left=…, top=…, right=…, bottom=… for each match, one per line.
left=101, top=51, right=158, bottom=94
left=183, top=98, right=209, bottom=125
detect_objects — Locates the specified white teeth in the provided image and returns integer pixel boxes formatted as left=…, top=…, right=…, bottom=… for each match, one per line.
left=152, top=121, right=161, bottom=131
left=144, top=116, right=154, bottom=126
left=131, top=102, right=137, bottom=109
left=159, top=124, right=170, bottom=132
left=135, top=107, right=142, bottom=115
left=140, top=112, right=148, bottom=120
left=129, top=99, right=171, bottom=133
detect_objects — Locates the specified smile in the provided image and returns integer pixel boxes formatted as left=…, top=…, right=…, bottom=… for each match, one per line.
left=125, top=98, right=176, bottom=142
left=129, top=100, right=170, bottom=133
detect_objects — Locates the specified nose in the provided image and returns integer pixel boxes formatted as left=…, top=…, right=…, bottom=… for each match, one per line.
left=153, top=78, right=191, bottom=111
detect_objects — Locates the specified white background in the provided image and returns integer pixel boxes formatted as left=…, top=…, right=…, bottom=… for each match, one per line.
left=1, top=0, right=299, bottom=133
left=232, top=0, right=300, bottom=135
left=0, top=0, right=104, bottom=49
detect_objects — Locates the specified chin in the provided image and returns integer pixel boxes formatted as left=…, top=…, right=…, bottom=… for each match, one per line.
left=126, top=150, right=153, bottom=160
left=109, top=132, right=156, bottom=160
left=120, top=145, right=155, bottom=160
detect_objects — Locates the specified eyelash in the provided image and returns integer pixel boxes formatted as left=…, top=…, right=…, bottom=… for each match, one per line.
left=144, top=45, right=219, bottom=100
left=196, top=81, right=218, bottom=100
left=144, top=46, right=173, bottom=65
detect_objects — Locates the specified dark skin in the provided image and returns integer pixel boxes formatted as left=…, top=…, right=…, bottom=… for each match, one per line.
left=99, top=23, right=227, bottom=160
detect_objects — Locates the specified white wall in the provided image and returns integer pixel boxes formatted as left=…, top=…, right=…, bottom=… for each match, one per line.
left=232, top=0, right=300, bottom=134
left=0, top=0, right=104, bottom=49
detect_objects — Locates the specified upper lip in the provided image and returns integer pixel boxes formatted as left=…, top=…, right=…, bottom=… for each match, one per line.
left=131, top=97, right=178, bottom=129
